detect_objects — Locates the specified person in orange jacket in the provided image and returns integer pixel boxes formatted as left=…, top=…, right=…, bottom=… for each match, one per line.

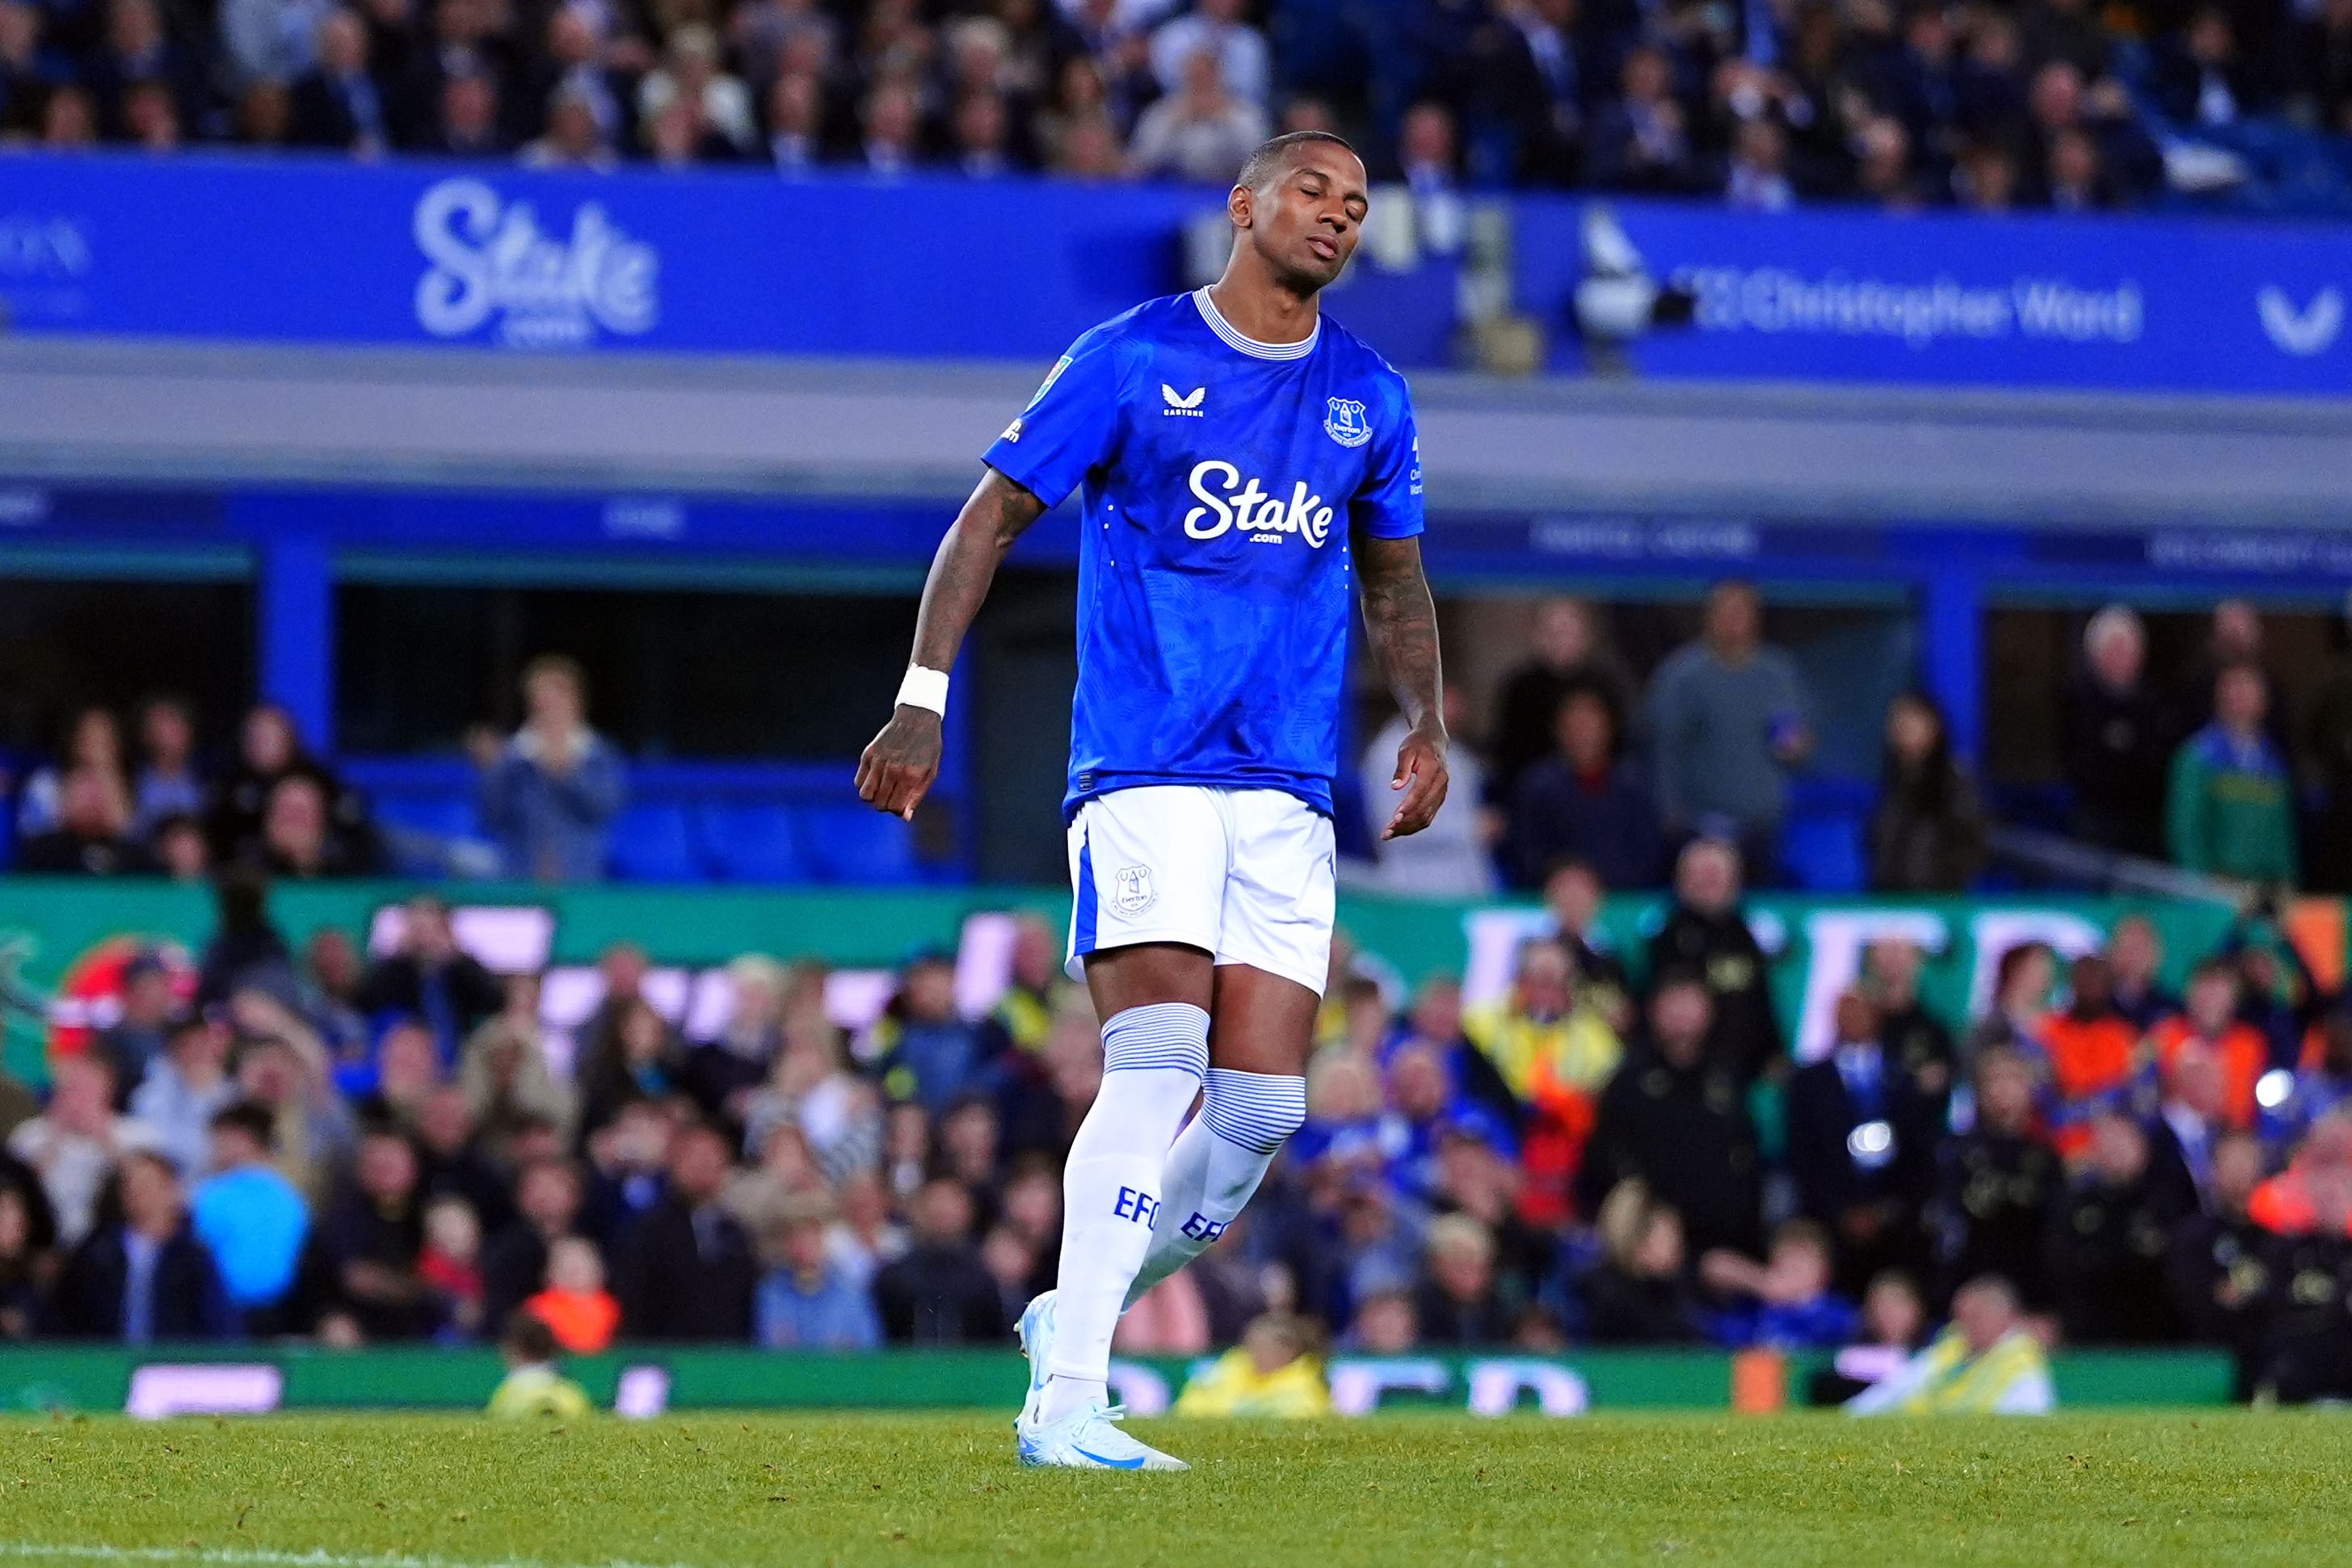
left=2148, top=960, right=2268, bottom=1132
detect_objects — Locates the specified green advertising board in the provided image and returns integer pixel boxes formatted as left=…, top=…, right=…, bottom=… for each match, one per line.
left=0, top=876, right=2325, bottom=1084
left=0, top=1346, right=2237, bottom=1419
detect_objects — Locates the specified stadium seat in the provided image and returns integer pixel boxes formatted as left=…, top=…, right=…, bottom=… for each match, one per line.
left=799, top=804, right=921, bottom=884
left=700, top=803, right=810, bottom=884
left=371, top=792, right=481, bottom=840
left=1781, top=813, right=1866, bottom=893
left=606, top=803, right=709, bottom=883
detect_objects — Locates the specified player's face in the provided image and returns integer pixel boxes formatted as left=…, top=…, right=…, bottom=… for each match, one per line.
left=1248, top=145, right=1368, bottom=292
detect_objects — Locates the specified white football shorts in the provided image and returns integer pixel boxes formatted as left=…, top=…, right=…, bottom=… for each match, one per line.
left=1063, top=784, right=1337, bottom=998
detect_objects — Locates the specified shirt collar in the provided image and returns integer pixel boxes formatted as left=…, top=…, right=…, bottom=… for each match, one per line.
left=1192, top=287, right=1319, bottom=361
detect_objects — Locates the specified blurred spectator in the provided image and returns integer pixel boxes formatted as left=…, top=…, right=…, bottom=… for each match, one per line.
left=131, top=696, right=206, bottom=837
left=1647, top=581, right=1813, bottom=881
left=1473, top=0, right=1585, bottom=185
left=151, top=813, right=211, bottom=882
left=1462, top=936, right=1619, bottom=1125
left=1964, top=940, right=2055, bottom=1062
left=637, top=23, right=754, bottom=152
left=131, top=1007, right=238, bottom=1177
left=2249, top=1151, right=2352, bottom=1401
left=1506, top=680, right=1663, bottom=890
left=2148, top=960, right=2266, bottom=1133
left=2151, top=6, right=2266, bottom=128
left=2300, top=0, right=2352, bottom=137
left=869, top=949, right=1000, bottom=1117
left=2106, top=913, right=2177, bottom=1031
left=1413, top=1213, right=1514, bottom=1344
left=524, top=1234, right=620, bottom=1352
left=1588, top=45, right=1702, bottom=195
left=1580, top=970, right=1761, bottom=1257
left=482, top=1155, right=584, bottom=1334
left=417, top=1192, right=486, bottom=1338
left=318, top=1125, right=436, bottom=1339
left=1126, top=47, right=1264, bottom=180
left=2167, top=1131, right=2268, bottom=1393
left=1360, top=685, right=1496, bottom=897
left=1487, top=597, right=1638, bottom=805
left=2039, top=952, right=2145, bottom=1153
left=524, top=78, right=616, bottom=166
left=764, top=69, right=824, bottom=170
left=1148, top=0, right=1264, bottom=108
left=613, top=1120, right=756, bottom=1340
left=872, top=1175, right=1008, bottom=1344
left=358, top=894, right=505, bottom=1069
left=1396, top=101, right=1466, bottom=251
left=1646, top=839, right=1782, bottom=1081
left=1541, top=859, right=1630, bottom=1029
left=459, top=975, right=576, bottom=1155
left=1847, top=1273, right=2053, bottom=1414
left=1805, top=1268, right=1927, bottom=1404
left=8, top=1053, right=158, bottom=1246
left=2177, top=599, right=2270, bottom=745
left=208, top=704, right=377, bottom=874
left=45, top=1151, right=234, bottom=1340
left=16, top=706, right=125, bottom=838
left=1172, top=1312, right=1331, bottom=1415
left=755, top=1199, right=881, bottom=1348
left=2048, top=1112, right=2189, bottom=1343
left=472, top=654, right=626, bottom=883
left=2167, top=663, right=2296, bottom=886
left=1724, top=118, right=1795, bottom=211
left=415, top=1084, right=515, bottom=1234
left=289, top=7, right=389, bottom=151
left=1578, top=1180, right=1701, bottom=1343
left=1785, top=990, right=1936, bottom=1293
left=486, top=1311, right=592, bottom=1419
left=680, top=952, right=786, bottom=1120
left=17, top=767, right=154, bottom=876
left=2062, top=606, right=2173, bottom=860
left=98, top=949, right=177, bottom=1096
left=192, top=1099, right=317, bottom=1335
left=1860, top=938, right=1955, bottom=1108
left=1929, top=1045, right=2060, bottom=1309
left=1866, top=692, right=1984, bottom=892
left=1698, top=1219, right=1858, bottom=1350
left=260, top=773, right=378, bottom=877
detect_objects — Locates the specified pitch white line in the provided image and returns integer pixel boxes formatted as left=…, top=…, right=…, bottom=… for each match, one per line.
left=0, top=1545, right=703, bottom=1568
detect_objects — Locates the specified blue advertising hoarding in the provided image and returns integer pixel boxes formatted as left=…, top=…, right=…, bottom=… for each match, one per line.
left=1513, top=196, right=2352, bottom=394
left=1, top=153, right=2348, bottom=392
left=0, top=151, right=1458, bottom=366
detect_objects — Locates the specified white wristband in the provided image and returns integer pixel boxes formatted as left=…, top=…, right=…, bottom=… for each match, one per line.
left=895, top=665, right=949, bottom=717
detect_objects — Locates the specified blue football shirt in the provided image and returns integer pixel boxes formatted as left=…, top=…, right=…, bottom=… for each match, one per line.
left=982, top=288, right=1424, bottom=818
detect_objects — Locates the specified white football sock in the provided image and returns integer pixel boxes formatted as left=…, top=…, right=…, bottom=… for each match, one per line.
left=1121, top=1067, right=1305, bottom=1311
left=1039, top=1001, right=1207, bottom=1425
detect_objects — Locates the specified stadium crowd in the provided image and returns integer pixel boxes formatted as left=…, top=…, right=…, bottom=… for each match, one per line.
left=2, top=0, right=2350, bottom=212
left=10, top=582, right=2347, bottom=898
left=2, top=849, right=2352, bottom=1405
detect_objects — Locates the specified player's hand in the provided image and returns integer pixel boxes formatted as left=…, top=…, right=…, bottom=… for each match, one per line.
left=857, top=706, right=943, bottom=821
left=1384, top=723, right=1449, bottom=840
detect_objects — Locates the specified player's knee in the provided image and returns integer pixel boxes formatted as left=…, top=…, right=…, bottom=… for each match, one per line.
left=1201, top=1066, right=1306, bottom=1155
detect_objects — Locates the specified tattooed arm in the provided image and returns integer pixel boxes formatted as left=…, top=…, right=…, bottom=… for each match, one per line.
left=856, top=467, right=1047, bottom=819
left=1357, top=532, right=1449, bottom=839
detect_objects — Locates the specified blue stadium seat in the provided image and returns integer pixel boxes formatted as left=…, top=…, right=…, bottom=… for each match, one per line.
left=700, top=803, right=809, bottom=884
left=607, top=803, right=709, bottom=882
left=800, top=805, right=921, bottom=885
left=372, top=793, right=481, bottom=839
left=1782, top=813, right=1866, bottom=893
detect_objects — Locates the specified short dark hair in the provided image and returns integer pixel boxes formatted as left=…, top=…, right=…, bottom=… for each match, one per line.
left=1238, top=129, right=1356, bottom=191
left=503, top=1309, right=560, bottom=1363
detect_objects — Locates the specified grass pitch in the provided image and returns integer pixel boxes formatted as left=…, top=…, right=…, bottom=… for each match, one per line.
left=2, top=1412, right=2347, bottom=1567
